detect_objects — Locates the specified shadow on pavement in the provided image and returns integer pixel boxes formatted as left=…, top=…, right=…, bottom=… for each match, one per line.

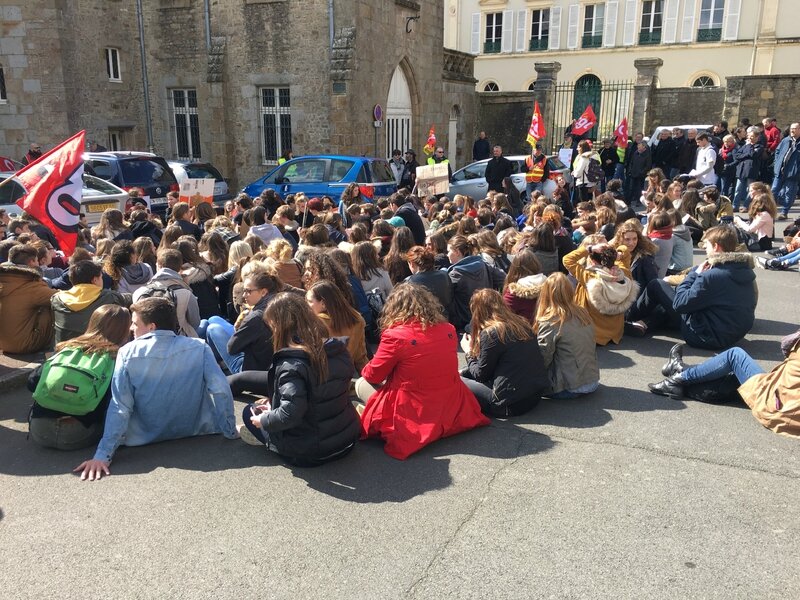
left=291, top=424, right=555, bottom=504
left=517, top=385, right=686, bottom=430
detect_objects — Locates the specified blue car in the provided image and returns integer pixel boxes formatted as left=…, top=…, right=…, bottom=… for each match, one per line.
left=241, top=155, right=397, bottom=203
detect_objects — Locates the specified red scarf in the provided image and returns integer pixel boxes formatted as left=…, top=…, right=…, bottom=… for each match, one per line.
left=649, top=227, right=673, bottom=240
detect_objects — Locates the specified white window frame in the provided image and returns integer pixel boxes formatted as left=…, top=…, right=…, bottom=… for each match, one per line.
left=584, top=4, right=605, bottom=37
left=699, top=0, right=724, bottom=29
left=486, top=12, right=503, bottom=45
left=603, top=1, right=619, bottom=47
left=641, top=0, right=663, bottom=33
left=105, top=48, right=121, bottom=82
left=259, top=86, right=292, bottom=165
left=531, top=8, right=550, bottom=41
left=549, top=6, right=562, bottom=49
left=108, top=130, right=123, bottom=151
left=170, top=88, right=201, bottom=160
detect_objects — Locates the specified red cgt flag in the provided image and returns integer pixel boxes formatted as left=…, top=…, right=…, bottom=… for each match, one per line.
left=14, top=130, right=85, bottom=255
left=423, top=126, right=437, bottom=156
left=526, top=101, right=546, bottom=147
left=614, top=117, right=629, bottom=149
left=571, top=105, right=597, bottom=136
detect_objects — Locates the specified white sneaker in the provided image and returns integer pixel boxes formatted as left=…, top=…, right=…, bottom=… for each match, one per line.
left=238, top=424, right=263, bottom=446
left=756, top=256, right=769, bottom=269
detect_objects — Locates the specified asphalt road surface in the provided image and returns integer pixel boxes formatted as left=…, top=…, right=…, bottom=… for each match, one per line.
left=1, top=252, right=798, bottom=599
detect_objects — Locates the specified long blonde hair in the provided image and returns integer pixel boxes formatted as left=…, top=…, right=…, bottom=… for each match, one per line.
left=468, top=289, right=534, bottom=356
left=535, top=272, right=592, bottom=332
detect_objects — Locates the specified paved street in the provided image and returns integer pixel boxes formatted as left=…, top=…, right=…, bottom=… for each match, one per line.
left=1, top=252, right=798, bottom=599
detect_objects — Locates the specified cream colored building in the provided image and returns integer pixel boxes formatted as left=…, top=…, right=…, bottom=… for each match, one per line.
left=444, top=0, right=799, bottom=90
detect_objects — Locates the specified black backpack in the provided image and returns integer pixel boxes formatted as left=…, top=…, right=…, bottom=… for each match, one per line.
left=585, top=158, right=605, bottom=184
left=136, top=282, right=184, bottom=332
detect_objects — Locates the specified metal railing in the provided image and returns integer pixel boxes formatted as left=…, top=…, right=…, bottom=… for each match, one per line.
left=529, top=37, right=549, bottom=51
left=581, top=34, right=603, bottom=48
left=639, top=30, right=662, bottom=45
left=544, top=79, right=634, bottom=153
left=483, top=40, right=501, bottom=54
left=697, top=27, right=722, bottom=42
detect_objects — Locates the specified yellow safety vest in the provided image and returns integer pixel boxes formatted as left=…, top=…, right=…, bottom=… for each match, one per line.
left=427, top=157, right=449, bottom=166
left=525, top=155, right=546, bottom=183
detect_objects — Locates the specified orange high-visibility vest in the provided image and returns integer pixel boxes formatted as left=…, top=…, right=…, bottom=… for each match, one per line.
left=525, top=154, right=546, bottom=183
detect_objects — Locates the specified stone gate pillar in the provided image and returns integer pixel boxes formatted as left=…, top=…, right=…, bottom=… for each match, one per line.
left=532, top=61, right=561, bottom=152
left=632, top=58, right=663, bottom=136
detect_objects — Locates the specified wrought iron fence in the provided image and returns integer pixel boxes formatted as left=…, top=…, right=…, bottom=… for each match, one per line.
left=544, top=79, right=634, bottom=154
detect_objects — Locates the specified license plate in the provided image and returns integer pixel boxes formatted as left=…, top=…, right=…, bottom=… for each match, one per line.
left=86, top=202, right=119, bottom=213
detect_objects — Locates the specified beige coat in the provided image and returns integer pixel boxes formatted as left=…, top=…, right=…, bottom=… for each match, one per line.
left=0, top=264, right=56, bottom=354
left=738, top=335, right=800, bottom=438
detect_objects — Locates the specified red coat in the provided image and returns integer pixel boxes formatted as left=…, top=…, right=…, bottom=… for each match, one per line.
left=360, top=321, right=490, bottom=460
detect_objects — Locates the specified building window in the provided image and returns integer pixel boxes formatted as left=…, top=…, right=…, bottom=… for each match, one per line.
left=105, top=48, right=121, bottom=82
left=259, top=87, right=292, bottom=164
left=483, top=82, right=499, bottom=92
left=692, top=75, right=716, bottom=88
left=171, top=89, right=201, bottom=160
left=639, top=1, right=663, bottom=44
left=530, top=9, right=550, bottom=51
left=527, top=82, right=536, bottom=91
left=0, top=65, right=6, bottom=103
left=582, top=4, right=605, bottom=48
left=698, top=0, right=723, bottom=42
left=484, top=12, right=503, bottom=54
left=108, top=130, right=124, bottom=151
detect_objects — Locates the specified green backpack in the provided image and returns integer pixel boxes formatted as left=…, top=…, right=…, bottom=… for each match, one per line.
left=33, top=347, right=115, bottom=415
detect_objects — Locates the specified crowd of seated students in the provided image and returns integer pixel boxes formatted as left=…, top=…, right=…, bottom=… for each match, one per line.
left=2, top=168, right=797, bottom=478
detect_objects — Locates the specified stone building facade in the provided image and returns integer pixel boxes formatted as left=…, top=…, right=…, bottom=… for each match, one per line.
left=0, top=0, right=477, bottom=187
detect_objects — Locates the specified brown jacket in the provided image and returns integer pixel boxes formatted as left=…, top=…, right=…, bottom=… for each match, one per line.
left=0, top=263, right=56, bottom=354
left=739, top=331, right=800, bottom=438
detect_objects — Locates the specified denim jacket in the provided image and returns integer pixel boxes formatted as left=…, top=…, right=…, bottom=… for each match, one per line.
left=94, top=330, right=237, bottom=462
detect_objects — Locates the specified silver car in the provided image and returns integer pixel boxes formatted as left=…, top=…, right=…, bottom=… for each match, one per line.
left=0, top=172, right=128, bottom=226
left=447, top=155, right=571, bottom=201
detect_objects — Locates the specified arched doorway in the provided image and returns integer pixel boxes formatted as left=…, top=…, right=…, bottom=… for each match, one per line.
left=386, top=67, right=412, bottom=159
left=572, top=74, right=601, bottom=139
left=448, top=105, right=460, bottom=170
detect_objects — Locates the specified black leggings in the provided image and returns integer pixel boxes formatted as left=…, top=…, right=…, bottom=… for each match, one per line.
left=227, top=370, right=270, bottom=396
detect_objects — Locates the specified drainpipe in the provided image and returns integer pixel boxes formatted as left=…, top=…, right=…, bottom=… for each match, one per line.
left=204, top=0, right=212, bottom=51
left=135, top=0, right=155, bottom=153
left=750, top=0, right=764, bottom=75
left=328, top=0, right=335, bottom=60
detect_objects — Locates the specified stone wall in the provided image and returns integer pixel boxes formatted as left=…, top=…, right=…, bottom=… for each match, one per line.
left=2, top=0, right=474, bottom=190
left=724, top=75, right=800, bottom=130
left=646, top=87, right=726, bottom=133
left=477, top=92, right=535, bottom=156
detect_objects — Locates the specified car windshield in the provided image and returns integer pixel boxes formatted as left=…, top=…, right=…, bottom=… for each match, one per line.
left=184, top=163, right=224, bottom=181
left=461, top=162, right=486, bottom=180
left=119, top=158, right=176, bottom=185
left=369, top=160, right=396, bottom=183
left=83, top=174, right=123, bottom=194
left=0, top=176, right=25, bottom=204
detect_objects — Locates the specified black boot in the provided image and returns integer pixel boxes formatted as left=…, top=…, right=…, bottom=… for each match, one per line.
left=661, top=343, right=687, bottom=377
left=648, top=377, right=684, bottom=399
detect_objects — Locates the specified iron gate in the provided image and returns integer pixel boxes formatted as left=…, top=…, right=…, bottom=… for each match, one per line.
left=545, top=78, right=634, bottom=153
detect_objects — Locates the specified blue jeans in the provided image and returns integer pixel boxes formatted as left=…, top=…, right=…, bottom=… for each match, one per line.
left=242, top=404, right=269, bottom=445
left=680, top=347, right=765, bottom=385
left=772, top=176, right=799, bottom=216
left=614, top=163, right=625, bottom=181
left=776, top=247, right=800, bottom=266
left=204, top=316, right=244, bottom=374
left=733, top=177, right=752, bottom=210
left=721, top=174, right=736, bottom=199
left=526, top=181, right=544, bottom=198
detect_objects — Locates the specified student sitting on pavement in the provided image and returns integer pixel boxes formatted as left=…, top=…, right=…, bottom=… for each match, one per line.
left=648, top=330, right=800, bottom=439
left=74, top=297, right=238, bottom=481
left=238, top=292, right=361, bottom=466
left=28, top=305, right=131, bottom=450
left=625, top=225, right=757, bottom=350
left=0, top=244, right=57, bottom=354
left=52, top=260, right=130, bottom=345
left=132, top=248, right=201, bottom=337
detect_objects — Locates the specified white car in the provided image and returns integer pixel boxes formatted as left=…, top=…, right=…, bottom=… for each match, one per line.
left=646, top=124, right=712, bottom=147
left=0, top=172, right=128, bottom=225
left=168, top=160, right=232, bottom=209
left=447, top=155, right=572, bottom=201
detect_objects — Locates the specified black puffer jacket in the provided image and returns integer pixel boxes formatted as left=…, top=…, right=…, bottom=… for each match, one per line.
left=447, top=256, right=505, bottom=332
left=228, top=294, right=273, bottom=372
left=259, top=338, right=360, bottom=465
left=465, top=328, right=549, bottom=417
